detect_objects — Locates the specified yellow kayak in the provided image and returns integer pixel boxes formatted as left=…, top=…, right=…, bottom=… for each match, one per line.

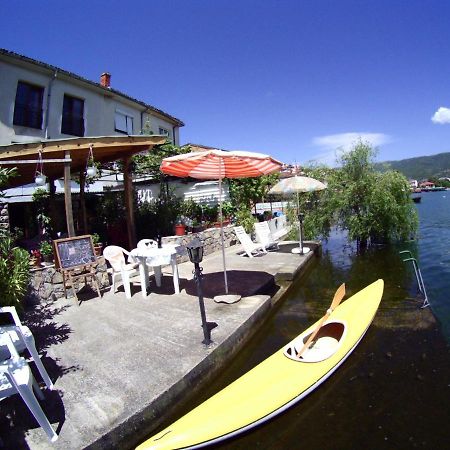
left=137, top=279, right=384, bottom=450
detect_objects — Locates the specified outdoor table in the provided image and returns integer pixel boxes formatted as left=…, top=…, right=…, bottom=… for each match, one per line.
left=130, top=245, right=180, bottom=297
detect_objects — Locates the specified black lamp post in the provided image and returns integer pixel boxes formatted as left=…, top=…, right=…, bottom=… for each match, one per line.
left=186, top=237, right=218, bottom=345
left=298, top=212, right=305, bottom=255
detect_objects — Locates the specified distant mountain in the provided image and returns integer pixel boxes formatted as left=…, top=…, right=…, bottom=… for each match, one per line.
left=376, top=152, right=450, bottom=180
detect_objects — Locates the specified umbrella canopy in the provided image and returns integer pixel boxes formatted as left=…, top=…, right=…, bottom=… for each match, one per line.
left=161, top=149, right=282, bottom=300
left=268, top=175, right=326, bottom=195
left=161, top=149, right=282, bottom=180
left=269, top=175, right=326, bottom=255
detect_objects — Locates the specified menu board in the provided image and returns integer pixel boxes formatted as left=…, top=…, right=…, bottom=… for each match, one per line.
left=53, top=235, right=96, bottom=270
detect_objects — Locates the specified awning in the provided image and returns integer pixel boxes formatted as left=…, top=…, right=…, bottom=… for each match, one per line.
left=0, top=135, right=166, bottom=188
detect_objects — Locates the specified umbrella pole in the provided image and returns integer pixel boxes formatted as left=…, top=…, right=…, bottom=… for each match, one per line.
left=219, top=175, right=229, bottom=294
left=297, top=192, right=303, bottom=253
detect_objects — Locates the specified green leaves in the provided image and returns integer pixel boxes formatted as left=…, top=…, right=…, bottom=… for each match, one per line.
left=0, top=231, right=30, bottom=310
left=302, top=141, right=418, bottom=248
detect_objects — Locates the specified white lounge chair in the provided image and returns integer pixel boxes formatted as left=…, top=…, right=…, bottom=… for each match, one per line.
left=234, top=226, right=267, bottom=258
left=0, top=306, right=53, bottom=391
left=103, top=245, right=140, bottom=299
left=0, top=331, right=58, bottom=442
left=254, top=221, right=279, bottom=250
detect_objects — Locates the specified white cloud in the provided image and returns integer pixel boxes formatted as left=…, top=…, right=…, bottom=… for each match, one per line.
left=310, top=132, right=391, bottom=166
left=431, top=107, right=450, bottom=124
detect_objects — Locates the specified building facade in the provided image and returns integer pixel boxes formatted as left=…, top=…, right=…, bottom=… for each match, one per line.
left=0, top=49, right=184, bottom=146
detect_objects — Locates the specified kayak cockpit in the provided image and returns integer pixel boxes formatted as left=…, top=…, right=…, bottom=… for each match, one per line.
left=284, top=321, right=346, bottom=362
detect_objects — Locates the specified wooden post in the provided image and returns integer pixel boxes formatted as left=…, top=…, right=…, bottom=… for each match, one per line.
left=64, top=150, right=75, bottom=237
left=79, top=169, right=88, bottom=234
left=123, top=156, right=136, bottom=249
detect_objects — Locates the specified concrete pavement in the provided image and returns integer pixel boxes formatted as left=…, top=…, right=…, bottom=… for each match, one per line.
left=0, top=241, right=319, bottom=449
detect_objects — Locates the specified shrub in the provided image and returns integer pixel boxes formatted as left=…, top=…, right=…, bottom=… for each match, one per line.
left=0, top=231, right=30, bottom=310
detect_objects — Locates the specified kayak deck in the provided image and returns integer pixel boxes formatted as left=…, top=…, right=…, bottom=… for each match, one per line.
left=138, top=279, right=384, bottom=450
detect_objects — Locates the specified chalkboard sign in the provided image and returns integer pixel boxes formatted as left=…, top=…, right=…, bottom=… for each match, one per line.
left=53, top=235, right=97, bottom=270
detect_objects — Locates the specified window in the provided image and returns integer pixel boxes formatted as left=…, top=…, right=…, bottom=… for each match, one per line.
left=159, top=127, right=170, bottom=137
left=61, top=94, right=84, bottom=136
left=13, top=81, right=44, bottom=129
left=115, top=111, right=134, bottom=134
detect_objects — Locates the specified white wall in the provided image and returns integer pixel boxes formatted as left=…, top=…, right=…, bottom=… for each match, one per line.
left=0, top=55, right=181, bottom=145
left=136, top=180, right=230, bottom=205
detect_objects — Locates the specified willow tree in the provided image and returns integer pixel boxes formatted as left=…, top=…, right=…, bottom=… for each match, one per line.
left=305, top=141, right=418, bottom=249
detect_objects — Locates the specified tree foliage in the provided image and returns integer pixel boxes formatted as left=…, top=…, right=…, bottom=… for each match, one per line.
left=228, top=173, right=279, bottom=209
left=132, top=141, right=191, bottom=179
left=228, top=173, right=279, bottom=232
left=303, top=141, right=418, bottom=249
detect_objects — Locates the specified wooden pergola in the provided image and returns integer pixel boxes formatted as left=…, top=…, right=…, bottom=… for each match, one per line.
left=0, top=135, right=166, bottom=248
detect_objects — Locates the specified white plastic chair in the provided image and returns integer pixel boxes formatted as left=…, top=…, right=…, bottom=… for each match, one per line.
left=0, top=331, right=58, bottom=442
left=254, top=222, right=279, bottom=250
left=103, top=245, right=140, bottom=299
left=0, top=306, right=53, bottom=390
left=234, top=226, right=267, bottom=258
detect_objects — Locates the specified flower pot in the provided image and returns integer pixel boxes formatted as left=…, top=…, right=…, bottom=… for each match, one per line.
left=94, top=244, right=103, bottom=256
left=174, top=224, right=186, bottom=236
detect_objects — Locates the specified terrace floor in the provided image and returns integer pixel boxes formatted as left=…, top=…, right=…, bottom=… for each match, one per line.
left=0, top=241, right=319, bottom=449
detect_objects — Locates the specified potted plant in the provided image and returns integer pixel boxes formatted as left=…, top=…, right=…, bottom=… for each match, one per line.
left=174, top=217, right=186, bottom=236
left=92, top=233, right=103, bottom=256
left=39, top=240, right=54, bottom=264
left=30, top=249, right=42, bottom=267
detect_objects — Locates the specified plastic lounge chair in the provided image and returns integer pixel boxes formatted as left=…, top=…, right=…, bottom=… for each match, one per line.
left=0, top=306, right=53, bottom=390
left=0, top=331, right=58, bottom=442
left=103, top=245, right=140, bottom=299
left=254, top=222, right=279, bottom=251
left=234, top=226, right=267, bottom=258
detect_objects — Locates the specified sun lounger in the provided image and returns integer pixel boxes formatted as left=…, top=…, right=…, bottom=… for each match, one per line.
left=234, top=226, right=267, bottom=258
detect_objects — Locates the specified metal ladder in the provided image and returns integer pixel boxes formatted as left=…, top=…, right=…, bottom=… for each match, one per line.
left=400, top=250, right=430, bottom=308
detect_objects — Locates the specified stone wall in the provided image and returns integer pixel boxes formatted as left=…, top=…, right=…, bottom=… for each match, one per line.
left=26, top=226, right=238, bottom=305
left=26, top=257, right=110, bottom=305
left=161, top=225, right=238, bottom=263
left=0, top=202, right=9, bottom=232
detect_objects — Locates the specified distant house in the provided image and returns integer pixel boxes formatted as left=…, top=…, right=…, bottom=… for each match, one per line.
left=409, top=179, right=418, bottom=189
left=419, top=181, right=435, bottom=188
left=0, top=48, right=184, bottom=146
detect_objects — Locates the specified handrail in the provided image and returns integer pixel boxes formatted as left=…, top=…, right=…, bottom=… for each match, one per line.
left=400, top=250, right=429, bottom=308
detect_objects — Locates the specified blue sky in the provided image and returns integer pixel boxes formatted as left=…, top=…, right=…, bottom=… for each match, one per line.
left=3, top=0, right=450, bottom=166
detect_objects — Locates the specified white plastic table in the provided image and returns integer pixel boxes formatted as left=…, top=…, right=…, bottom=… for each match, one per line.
left=131, top=245, right=180, bottom=297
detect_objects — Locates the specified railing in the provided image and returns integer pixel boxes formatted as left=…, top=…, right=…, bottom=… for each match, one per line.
left=400, top=250, right=430, bottom=308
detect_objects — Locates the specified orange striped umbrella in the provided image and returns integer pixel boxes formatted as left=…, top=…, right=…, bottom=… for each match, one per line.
left=161, top=149, right=282, bottom=299
left=160, top=149, right=282, bottom=179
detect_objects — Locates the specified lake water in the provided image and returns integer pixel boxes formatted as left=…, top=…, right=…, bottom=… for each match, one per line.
left=148, top=192, right=450, bottom=449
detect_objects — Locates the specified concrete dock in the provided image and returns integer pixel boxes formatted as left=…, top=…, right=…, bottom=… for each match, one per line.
left=0, top=241, right=319, bottom=449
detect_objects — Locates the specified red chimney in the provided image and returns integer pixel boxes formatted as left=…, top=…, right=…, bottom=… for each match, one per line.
left=100, top=72, right=111, bottom=88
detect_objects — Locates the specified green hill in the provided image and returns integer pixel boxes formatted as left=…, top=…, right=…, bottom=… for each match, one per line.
left=376, top=152, right=450, bottom=179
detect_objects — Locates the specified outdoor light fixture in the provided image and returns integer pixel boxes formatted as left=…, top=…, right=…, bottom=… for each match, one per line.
left=86, top=144, right=97, bottom=178
left=186, top=237, right=217, bottom=345
left=186, top=237, right=204, bottom=264
left=34, top=149, right=46, bottom=186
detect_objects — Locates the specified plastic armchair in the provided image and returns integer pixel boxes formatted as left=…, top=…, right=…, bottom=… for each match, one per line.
left=254, top=222, right=279, bottom=251
left=103, top=245, right=140, bottom=299
left=0, top=306, right=53, bottom=390
left=234, top=226, right=267, bottom=258
left=0, top=331, right=58, bottom=442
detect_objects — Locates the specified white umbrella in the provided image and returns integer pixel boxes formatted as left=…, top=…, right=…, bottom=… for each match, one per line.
left=269, top=175, right=326, bottom=254
left=161, top=149, right=282, bottom=301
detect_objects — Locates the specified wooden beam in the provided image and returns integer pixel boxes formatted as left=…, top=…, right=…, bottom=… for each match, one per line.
left=123, top=156, right=136, bottom=249
left=0, top=158, right=72, bottom=164
left=79, top=169, right=88, bottom=234
left=64, top=151, right=75, bottom=237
